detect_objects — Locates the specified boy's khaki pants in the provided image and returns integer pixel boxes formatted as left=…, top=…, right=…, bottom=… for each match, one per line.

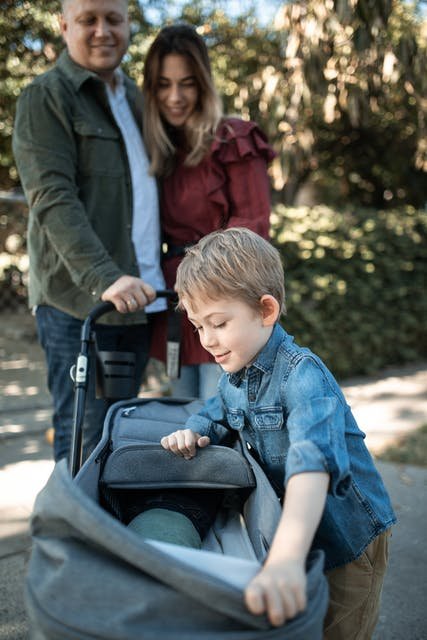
left=324, top=530, right=391, bottom=640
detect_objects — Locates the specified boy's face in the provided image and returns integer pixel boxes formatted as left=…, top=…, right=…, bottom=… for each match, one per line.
left=182, top=296, right=274, bottom=374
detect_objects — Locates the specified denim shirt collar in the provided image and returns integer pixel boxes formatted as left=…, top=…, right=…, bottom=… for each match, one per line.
left=228, top=323, right=285, bottom=387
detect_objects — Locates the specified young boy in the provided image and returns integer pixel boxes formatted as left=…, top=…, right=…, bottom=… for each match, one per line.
left=160, top=227, right=396, bottom=639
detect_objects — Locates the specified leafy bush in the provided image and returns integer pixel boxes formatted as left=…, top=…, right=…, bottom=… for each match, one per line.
left=270, top=205, right=427, bottom=379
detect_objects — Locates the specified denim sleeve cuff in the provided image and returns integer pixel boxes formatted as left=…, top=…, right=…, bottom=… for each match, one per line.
left=185, top=415, right=223, bottom=445
left=286, top=440, right=351, bottom=498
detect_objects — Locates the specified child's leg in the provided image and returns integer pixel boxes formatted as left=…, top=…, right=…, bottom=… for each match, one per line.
left=128, top=508, right=202, bottom=548
left=126, top=490, right=223, bottom=549
left=324, top=529, right=391, bottom=640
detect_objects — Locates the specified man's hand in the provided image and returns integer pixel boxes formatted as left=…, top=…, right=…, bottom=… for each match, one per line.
left=161, top=429, right=210, bottom=460
left=101, top=275, right=156, bottom=313
left=244, top=558, right=306, bottom=627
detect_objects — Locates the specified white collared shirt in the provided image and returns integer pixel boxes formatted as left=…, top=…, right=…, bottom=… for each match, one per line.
left=106, top=72, right=166, bottom=313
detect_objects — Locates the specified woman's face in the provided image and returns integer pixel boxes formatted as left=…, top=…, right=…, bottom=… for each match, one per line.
left=156, top=53, right=199, bottom=128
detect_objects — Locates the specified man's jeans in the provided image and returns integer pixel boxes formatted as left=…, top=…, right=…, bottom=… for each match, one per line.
left=36, top=305, right=153, bottom=462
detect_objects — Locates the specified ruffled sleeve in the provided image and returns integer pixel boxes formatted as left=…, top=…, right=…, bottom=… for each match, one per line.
left=211, top=117, right=276, bottom=164
left=207, top=118, right=276, bottom=239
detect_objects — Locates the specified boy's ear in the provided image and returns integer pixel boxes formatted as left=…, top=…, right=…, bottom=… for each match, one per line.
left=260, top=295, right=280, bottom=326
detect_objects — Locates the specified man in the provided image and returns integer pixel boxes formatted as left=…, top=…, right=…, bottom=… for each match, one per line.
left=12, top=0, right=166, bottom=462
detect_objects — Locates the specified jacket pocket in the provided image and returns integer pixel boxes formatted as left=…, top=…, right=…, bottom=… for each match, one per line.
left=73, top=118, right=125, bottom=177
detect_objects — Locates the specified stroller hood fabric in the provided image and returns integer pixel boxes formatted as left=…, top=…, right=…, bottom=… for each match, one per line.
left=25, top=399, right=328, bottom=639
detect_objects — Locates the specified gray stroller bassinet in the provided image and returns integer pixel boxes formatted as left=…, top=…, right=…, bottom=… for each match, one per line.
left=25, top=302, right=328, bottom=639
left=26, top=397, right=328, bottom=640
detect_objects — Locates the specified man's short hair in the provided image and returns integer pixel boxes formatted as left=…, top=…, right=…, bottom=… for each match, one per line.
left=61, top=0, right=128, bottom=11
left=176, top=227, right=286, bottom=314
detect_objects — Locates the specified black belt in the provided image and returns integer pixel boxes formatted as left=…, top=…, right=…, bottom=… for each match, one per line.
left=163, top=242, right=195, bottom=260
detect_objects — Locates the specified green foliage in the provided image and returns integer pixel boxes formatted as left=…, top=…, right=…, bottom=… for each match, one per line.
left=270, top=204, right=427, bottom=378
left=0, top=1, right=62, bottom=186
left=235, top=0, right=427, bottom=208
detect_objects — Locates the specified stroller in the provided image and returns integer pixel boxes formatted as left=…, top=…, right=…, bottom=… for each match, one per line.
left=25, top=302, right=329, bottom=640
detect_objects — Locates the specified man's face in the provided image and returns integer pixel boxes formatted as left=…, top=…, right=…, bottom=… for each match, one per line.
left=60, top=0, right=130, bottom=84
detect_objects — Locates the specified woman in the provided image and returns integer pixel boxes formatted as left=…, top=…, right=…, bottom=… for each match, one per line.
left=144, top=23, right=275, bottom=400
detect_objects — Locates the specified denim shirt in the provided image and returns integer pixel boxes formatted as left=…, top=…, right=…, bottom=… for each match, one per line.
left=187, top=323, right=396, bottom=570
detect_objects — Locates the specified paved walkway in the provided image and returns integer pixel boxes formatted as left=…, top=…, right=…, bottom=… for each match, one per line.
left=0, top=311, right=426, bottom=639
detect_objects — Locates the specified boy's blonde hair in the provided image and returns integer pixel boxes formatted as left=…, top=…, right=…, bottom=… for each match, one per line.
left=176, top=228, right=286, bottom=315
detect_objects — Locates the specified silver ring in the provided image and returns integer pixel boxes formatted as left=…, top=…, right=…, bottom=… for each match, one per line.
left=127, top=297, right=137, bottom=308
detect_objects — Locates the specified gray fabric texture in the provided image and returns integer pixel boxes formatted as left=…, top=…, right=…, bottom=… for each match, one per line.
left=101, top=443, right=256, bottom=489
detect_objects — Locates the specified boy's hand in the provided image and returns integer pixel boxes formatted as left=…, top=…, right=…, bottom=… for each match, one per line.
left=244, top=558, right=307, bottom=627
left=160, top=429, right=210, bottom=460
left=244, top=472, right=328, bottom=627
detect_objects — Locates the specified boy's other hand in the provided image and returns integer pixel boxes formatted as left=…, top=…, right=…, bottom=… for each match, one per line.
left=244, top=558, right=307, bottom=627
left=160, top=429, right=210, bottom=460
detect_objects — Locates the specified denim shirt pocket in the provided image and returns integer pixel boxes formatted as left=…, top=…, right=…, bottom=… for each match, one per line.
left=253, top=408, right=284, bottom=431
left=226, top=409, right=245, bottom=432
left=73, top=118, right=124, bottom=178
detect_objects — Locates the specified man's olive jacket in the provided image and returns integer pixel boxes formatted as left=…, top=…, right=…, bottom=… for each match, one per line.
left=13, top=50, right=148, bottom=324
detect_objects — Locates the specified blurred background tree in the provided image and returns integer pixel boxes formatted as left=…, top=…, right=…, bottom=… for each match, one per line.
left=262, top=0, right=427, bottom=208
left=1, top=1, right=61, bottom=188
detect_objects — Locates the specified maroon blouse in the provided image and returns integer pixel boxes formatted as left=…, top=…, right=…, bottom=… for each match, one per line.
left=150, top=117, right=276, bottom=365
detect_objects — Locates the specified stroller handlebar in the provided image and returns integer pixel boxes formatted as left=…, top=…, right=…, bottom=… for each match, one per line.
left=80, top=289, right=176, bottom=343
left=87, top=289, right=176, bottom=324
left=87, top=301, right=115, bottom=323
